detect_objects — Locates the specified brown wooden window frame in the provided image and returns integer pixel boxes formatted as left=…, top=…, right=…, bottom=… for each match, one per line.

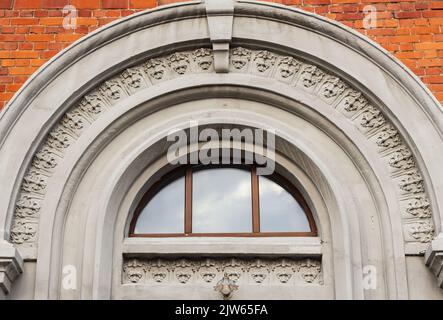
left=129, top=165, right=317, bottom=237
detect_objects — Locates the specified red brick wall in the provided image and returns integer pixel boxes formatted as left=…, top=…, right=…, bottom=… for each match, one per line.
left=0, top=0, right=442, bottom=110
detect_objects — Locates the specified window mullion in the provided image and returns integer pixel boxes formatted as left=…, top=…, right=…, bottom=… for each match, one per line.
left=251, top=166, right=260, bottom=233
left=185, top=166, right=193, bottom=234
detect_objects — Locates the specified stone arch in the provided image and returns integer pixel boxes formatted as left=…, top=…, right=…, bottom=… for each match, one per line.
left=0, top=0, right=442, bottom=299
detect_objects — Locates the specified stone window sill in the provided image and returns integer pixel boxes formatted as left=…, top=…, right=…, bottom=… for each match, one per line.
left=122, top=236, right=322, bottom=258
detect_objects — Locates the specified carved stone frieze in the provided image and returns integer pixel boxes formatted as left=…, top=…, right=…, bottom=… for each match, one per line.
left=121, top=67, right=148, bottom=92
left=122, top=257, right=323, bottom=286
left=10, top=47, right=435, bottom=248
left=360, top=105, right=386, bottom=129
left=298, top=64, right=325, bottom=89
left=15, top=194, right=40, bottom=218
left=339, top=89, right=369, bottom=114
left=388, top=147, right=415, bottom=171
left=319, top=76, right=346, bottom=101
left=193, top=48, right=213, bottom=71
left=168, top=52, right=190, bottom=75
left=407, top=221, right=435, bottom=243
left=144, top=58, right=167, bottom=80
left=276, top=56, right=301, bottom=80
left=10, top=220, right=37, bottom=244
left=252, top=50, right=277, bottom=73
left=406, top=197, right=431, bottom=219
left=399, top=171, right=424, bottom=195
left=231, top=47, right=251, bottom=70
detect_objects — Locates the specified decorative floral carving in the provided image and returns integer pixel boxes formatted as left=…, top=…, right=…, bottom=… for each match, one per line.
left=193, top=48, right=213, bottom=70
left=100, top=79, right=125, bottom=101
left=174, top=259, right=195, bottom=284
left=409, top=221, right=434, bottom=243
left=298, top=259, right=321, bottom=283
left=388, top=147, right=414, bottom=171
left=406, top=197, right=431, bottom=218
left=247, top=259, right=269, bottom=284
left=149, top=259, right=169, bottom=283
left=33, top=148, right=58, bottom=170
left=144, top=58, right=167, bottom=80
left=253, top=50, right=276, bottom=72
left=79, top=92, right=107, bottom=116
left=299, top=65, right=324, bottom=88
left=199, top=259, right=219, bottom=283
left=122, top=257, right=323, bottom=286
left=16, top=194, right=40, bottom=218
left=231, top=47, right=252, bottom=70
left=272, top=259, right=294, bottom=284
left=61, top=110, right=86, bottom=133
left=168, top=52, right=190, bottom=75
left=341, top=89, right=368, bottom=112
left=10, top=221, right=37, bottom=244
left=376, top=125, right=401, bottom=149
left=277, top=56, right=301, bottom=79
left=47, top=127, right=71, bottom=150
left=320, top=76, right=346, bottom=99
left=123, top=259, right=146, bottom=283
left=399, top=171, right=424, bottom=194
left=22, top=170, right=46, bottom=193
left=360, top=105, right=385, bottom=128
left=121, top=67, right=146, bottom=90
left=223, top=258, right=244, bottom=283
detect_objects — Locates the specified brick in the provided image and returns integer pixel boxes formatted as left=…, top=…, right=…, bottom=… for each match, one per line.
left=76, top=17, right=97, bottom=26
left=8, top=67, right=38, bottom=75
left=0, top=0, right=12, bottom=9
left=395, top=51, right=423, bottom=59
left=30, top=59, right=46, bottom=67
left=14, top=0, right=42, bottom=9
left=417, top=59, right=443, bottom=67
left=415, top=42, right=443, bottom=50
left=55, top=33, right=84, bottom=41
left=423, top=10, right=443, bottom=18
left=423, top=50, right=438, bottom=58
left=11, top=18, right=39, bottom=25
left=129, top=0, right=156, bottom=9
left=0, top=76, right=13, bottom=83
left=25, top=34, right=55, bottom=41
left=303, top=0, right=330, bottom=4
left=395, top=11, right=421, bottom=19
left=39, top=17, right=64, bottom=25
left=1, top=59, right=14, bottom=67
left=71, top=0, right=101, bottom=8
left=101, top=0, right=128, bottom=9
left=430, top=2, right=443, bottom=10
left=0, top=34, right=25, bottom=41
left=41, top=0, right=67, bottom=8
left=10, top=51, right=39, bottom=58
left=6, top=84, right=23, bottom=91
left=424, top=76, right=443, bottom=84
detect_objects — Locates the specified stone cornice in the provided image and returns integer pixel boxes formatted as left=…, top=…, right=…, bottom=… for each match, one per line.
left=425, top=234, right=443, bottom=288
left=0, top=241, right=23, bottom=297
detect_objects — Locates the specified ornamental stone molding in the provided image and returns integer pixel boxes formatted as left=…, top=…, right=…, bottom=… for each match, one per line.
left=7, top=47, right=436, bottom=249
left=1, top=0, right=443, bottom=299
left=0, top=241, right=23, bottom=297
left=122, top=257, right=323, bottom=286
left=425, top=235, right=443, bottom=288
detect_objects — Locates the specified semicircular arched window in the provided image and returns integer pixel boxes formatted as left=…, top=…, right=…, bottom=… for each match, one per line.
left=129, top=166, right=317, bottom=237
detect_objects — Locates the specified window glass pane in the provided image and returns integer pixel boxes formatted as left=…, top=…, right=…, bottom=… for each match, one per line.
left=192, top=168, right=252, bottom=233
left=259, top=176, right=311, bottom=232
left=134, top=176, right=185, bottom=234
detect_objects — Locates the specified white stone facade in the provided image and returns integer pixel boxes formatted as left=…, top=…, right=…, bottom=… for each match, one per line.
left=0, top=0, right=442, bottom=299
